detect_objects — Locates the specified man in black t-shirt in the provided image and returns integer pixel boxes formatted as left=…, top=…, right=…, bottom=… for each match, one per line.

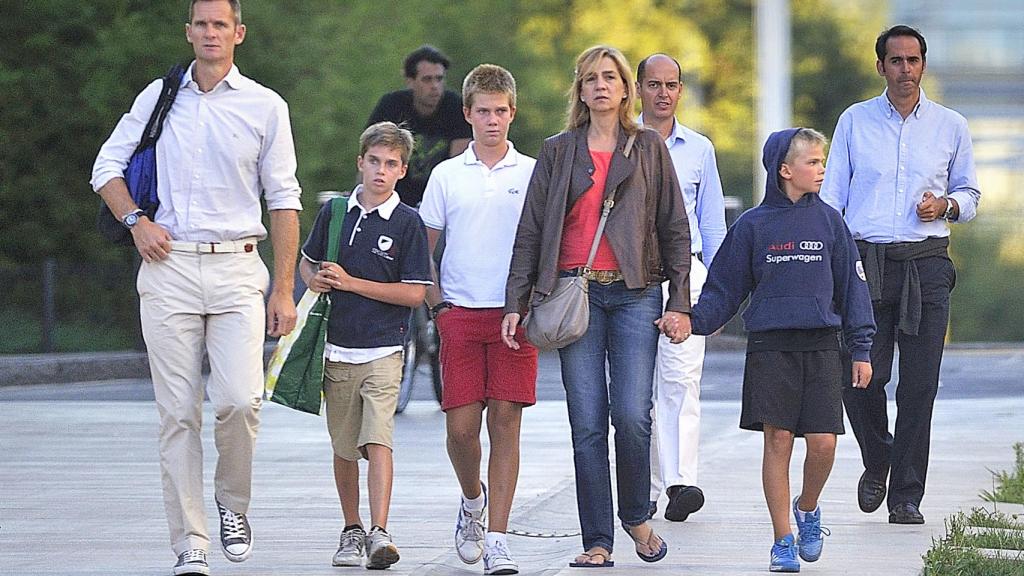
left=366, top=45, right=472, bottom=207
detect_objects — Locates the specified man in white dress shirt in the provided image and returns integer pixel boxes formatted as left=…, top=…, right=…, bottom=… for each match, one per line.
left=91, top=1, right=302, bottom=574
left=637, top=53, right=727, bottom=523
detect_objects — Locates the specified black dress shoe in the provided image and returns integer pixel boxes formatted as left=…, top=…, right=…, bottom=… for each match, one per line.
left=889, top=502, right=925, bottom=524
left=857, top=470, right=887, bottom=513
left=665, top=485, right=705, bottom=522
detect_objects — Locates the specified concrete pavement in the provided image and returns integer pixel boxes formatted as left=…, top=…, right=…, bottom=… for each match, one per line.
left=2, top=394, right=1022, bottom=575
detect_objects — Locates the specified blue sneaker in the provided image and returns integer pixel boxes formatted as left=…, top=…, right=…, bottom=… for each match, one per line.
left=770, top=534, right=800, bottom=573
left=792, top=496, right=830, bottom=562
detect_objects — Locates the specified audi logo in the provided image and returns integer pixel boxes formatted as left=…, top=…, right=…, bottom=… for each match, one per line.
left=800, top=241, right=824, bottom=250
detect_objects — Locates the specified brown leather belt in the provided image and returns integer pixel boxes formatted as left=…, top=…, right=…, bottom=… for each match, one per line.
left=563, top=267, right=624, bottom=285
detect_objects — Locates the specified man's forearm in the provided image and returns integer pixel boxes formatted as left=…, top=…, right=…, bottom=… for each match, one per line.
left=97, top=177, right=139, bottom=220
left=269, top=209, right=300, bottom=295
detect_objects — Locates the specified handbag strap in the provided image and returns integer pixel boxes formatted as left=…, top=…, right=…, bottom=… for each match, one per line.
left=134, top=64, right=186, bottom=155
left=582, top=132, right=637, bottom=273
left=326, top=196, right=349, bottom=263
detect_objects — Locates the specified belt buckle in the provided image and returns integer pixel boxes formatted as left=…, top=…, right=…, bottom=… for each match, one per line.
left=208, top=242, right=219, bottom=254
left=588, top=269, right=621, bottom=285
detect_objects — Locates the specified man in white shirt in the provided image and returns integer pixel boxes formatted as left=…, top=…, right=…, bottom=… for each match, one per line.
left=420, top=64, right=538, bottom=576
left=90, top=1, right=301, bottom=574
left=636, top=53, right=727, bottom=523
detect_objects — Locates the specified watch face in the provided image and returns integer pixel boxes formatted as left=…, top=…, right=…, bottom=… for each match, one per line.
left=124, top=213, right=140, bottom=227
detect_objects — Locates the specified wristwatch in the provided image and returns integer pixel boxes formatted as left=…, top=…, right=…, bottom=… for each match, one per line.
left=121, top=209, right=145, bottom=229
left=429, top=301, right=453, bottom=319
left=942, top=198, right=955, bottom=221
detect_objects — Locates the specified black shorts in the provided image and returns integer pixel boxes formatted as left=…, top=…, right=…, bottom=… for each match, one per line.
left=741, top=349, right=844, bottom=436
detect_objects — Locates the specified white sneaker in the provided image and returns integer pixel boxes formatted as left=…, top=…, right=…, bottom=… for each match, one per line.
left=332, top=526, right=366, bottom=567
left=172, top=549, right=210, bottom=575
left=454, top=484, right=487, bottom=564
left=483, top=539, right=519, bottom=575
left=216, top=499, right=252, bottom=563
left=365, top=526, right=400, bottom=570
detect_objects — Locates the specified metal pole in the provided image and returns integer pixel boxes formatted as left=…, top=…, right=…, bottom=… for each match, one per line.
left=41, top=258, right=57, bottom=352
left=755, top=0, right=792, bottom=204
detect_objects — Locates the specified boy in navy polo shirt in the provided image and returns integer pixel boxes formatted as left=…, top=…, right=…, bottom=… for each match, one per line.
left=300, top=121, right=433, bottom=570
left=689, top=128, right=875, bottom=573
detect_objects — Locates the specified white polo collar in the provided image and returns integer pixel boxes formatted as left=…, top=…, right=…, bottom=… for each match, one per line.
left=349, top=185, right=400, bottom=220
left=463, top=141, right=520, bottom=169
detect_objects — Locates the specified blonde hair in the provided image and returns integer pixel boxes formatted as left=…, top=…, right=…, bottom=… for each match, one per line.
left=784, top=128, right=828, bottom=164
left=360, top=122, right=415, bottom=165
left=463, top=64, right=517, bottom=110
left=565, top=45, right=639, bottom=134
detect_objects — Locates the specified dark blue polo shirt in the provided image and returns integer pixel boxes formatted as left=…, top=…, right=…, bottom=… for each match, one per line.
left=301, top=191, right=432, bottom=349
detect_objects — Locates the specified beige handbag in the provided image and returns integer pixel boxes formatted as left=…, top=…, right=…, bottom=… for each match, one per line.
left=524, top=134, right=636, bottom=350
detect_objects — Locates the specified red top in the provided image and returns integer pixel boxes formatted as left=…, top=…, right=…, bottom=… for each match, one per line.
left=558, top=151, right=620, bottom=271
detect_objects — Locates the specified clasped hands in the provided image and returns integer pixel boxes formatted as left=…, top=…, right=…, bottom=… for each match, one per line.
left=308, top=261, right=353, bottom=293
left=655, top=311, right=691, bottom=344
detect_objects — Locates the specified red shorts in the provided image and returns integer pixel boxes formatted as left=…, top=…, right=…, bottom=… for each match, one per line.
left=435, top=306, right=538, bottom=411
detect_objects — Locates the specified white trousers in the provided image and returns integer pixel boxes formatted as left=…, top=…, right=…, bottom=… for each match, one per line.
left=138, top=246, right=268, bottom=555
left=651, top=255, right=707, bottom=501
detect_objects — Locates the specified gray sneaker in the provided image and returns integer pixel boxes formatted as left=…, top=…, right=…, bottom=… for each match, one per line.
left=455, top=483, right=487, bottom=564
left=332, top=526, right=366, bottom=567
left=172, top=549, right=210, bottom=576
left=216, top=499, right=252, bottom=563
left=365, top=526, right=400, bottom=570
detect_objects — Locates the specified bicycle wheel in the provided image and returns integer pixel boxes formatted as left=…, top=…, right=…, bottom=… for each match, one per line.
left=395, top=331, right=416, bottom=414
left=424, top=319, right=443, bottom=404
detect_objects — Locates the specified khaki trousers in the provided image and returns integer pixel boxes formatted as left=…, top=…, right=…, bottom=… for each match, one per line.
left=137, top=246, right=268, bottom=555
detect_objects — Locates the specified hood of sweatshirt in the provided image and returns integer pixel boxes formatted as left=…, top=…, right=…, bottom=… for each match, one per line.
left=760, top=128, right=805, bottom=208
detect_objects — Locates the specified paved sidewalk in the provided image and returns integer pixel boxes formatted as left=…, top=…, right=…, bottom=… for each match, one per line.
left=1, top=396, right=1021, bottom=575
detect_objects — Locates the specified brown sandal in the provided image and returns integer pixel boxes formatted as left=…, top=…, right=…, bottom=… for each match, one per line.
left=568, top=547, right=615, bottom=568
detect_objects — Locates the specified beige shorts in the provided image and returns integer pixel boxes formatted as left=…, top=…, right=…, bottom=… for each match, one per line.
left=324, top=352, right=403, bottom=461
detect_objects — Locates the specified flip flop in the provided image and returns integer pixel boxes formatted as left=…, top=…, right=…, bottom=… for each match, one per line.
left=622, top=521, right=668, bottom=563
left=568, top=548, right=615, bottom=568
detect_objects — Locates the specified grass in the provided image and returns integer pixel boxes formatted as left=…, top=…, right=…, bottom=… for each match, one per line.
left=983, top=443, right=1024, bottom=505
left=923, top=509, right=1024, bottom=575
left=922, top=443, right=1024, bottom=575
left=0, top=308, right=137, bottom=354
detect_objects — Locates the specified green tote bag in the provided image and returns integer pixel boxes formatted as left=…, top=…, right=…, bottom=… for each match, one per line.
left=266, top=196, right=347, bottom=414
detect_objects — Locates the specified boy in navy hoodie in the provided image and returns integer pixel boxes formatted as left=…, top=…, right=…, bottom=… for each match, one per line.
left=690, top=128, right=874, bottom=573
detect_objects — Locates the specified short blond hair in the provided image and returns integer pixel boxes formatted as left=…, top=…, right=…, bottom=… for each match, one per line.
left=463, top=64, right=517, bottom=110
left=784, top=128, right=828, bottom=164
left=360, top=122, right=415, bottom=165
left=565, top=45, right=639, bottom=135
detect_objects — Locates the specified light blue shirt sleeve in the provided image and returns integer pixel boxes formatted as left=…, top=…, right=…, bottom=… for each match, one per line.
left=695, top=143, right=727, bottom=265
left=662, top=121, right=727, bottom=263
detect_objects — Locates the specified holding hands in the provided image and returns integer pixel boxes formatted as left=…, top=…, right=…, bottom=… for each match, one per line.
left=655, top=311, right=691, bottom=344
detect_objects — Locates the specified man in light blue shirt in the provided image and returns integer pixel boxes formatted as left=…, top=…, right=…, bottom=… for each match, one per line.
left=820, top=25, right=980, bottom=526
left=637, top=53, right=727, bottom=523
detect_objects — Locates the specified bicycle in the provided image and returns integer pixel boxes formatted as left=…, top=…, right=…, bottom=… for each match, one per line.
left=395, top=303, right=442, bottom=413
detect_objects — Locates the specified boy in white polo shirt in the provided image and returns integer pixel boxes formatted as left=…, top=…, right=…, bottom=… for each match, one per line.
left=420, top=64, right=538, bottom=576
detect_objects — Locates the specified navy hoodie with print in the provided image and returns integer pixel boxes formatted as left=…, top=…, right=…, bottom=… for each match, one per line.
left=690, top=128, right=875, bottom=362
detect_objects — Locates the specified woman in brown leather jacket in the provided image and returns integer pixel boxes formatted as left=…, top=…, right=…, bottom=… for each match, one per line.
left=500, top=45, right=692, bottom=568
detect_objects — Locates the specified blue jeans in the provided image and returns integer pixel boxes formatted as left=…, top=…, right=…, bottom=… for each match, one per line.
left=558, top=280, right=662, bottom=553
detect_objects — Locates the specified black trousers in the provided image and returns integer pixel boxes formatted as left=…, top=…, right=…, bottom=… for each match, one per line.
left=843, top=254, right=955, bottom=509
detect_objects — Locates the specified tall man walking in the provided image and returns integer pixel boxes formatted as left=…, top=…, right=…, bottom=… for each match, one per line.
left=636, top=53, right=727, bottom=522
left=91, top=1, right=302, bottom=573
left=821, top=24, right=981, bottom=525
